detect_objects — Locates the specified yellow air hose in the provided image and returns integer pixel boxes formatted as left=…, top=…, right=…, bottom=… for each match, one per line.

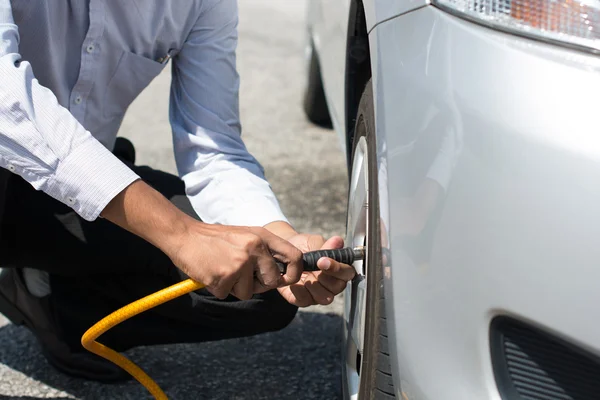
left=80, top=247, right=360, bottom=399
left=81, top=278, right=205, bottom=399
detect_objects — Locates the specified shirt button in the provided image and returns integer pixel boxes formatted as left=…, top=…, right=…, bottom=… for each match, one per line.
left=86, top=44, right=95, bottom=54
left=74, top=96, right=82, bottom=105
left=7, top=165, right=15, bottom=172
left=66, top=197, right=75, bottom=206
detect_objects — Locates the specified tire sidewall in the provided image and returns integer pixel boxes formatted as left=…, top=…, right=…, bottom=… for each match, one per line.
left=348, top=80, right=389, bottom=399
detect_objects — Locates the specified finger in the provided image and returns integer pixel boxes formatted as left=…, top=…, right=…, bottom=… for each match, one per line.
left=257, top=229, right=303, bottom=285
left=317, top=257, right=356, bottom=281
left=317, top=273, right=349, bottom=296
left=320, top=235, right=344, bottom=250
left=203, top=271, right=234, bottom=300
left=305, top=234, right=326, bottom=251
left=303, top=272, right=336, bottom=306
left=253, top=254, right=282, bottom=292
left=231, top=282, right=253, bottom=300
left=252, top=274, right=271, bottom=294
left=206, top=286, right=229, bottom=300
left=206, top=278, right=232, bottom=300
left=285, top=284, right=316, bottom=307
left=231, top=267, right=254, bottom=301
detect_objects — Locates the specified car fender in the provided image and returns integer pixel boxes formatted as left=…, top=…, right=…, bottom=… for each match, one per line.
left=363, top=0, right=430, bottom=33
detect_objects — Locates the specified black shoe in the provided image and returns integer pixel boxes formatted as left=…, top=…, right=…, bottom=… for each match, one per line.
left=0, top=268, right=131, bottom=382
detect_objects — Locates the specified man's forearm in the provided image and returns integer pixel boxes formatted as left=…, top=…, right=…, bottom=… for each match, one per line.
left=101, top=180, right=193, bottom=257
left=102, top=180, right=299, bottom=255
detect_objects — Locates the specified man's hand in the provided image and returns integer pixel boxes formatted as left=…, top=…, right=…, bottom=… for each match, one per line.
left=102, top=181, right=304, bottom=300
left=263, top=223, right=357, bottom=307
left=279, top=234, right=356, bottom=307
left=172, top=224, right=304, bottom=300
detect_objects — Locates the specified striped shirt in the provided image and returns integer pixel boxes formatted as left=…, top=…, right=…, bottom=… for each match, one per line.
left=0, top=0, right=287, bottom=226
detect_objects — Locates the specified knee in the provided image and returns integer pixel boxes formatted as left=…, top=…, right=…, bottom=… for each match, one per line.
left=272, top=301, right=298, bottom=331
left=262, top=291, right=298, bottom=332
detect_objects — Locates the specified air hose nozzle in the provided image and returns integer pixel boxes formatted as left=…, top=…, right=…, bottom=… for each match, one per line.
left=277, top=246, right=365, bottom=274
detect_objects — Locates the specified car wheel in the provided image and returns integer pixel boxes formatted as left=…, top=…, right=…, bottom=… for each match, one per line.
left=343, top=79, right=396, bottom=399
left=303, top=38, right=332, bottom=128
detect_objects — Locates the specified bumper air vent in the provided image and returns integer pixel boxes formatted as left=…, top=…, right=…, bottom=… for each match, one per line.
left=491, top=317, right=600, bottom=400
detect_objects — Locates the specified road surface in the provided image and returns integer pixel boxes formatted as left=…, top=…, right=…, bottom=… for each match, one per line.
left=0, top=1, right=349, bottom=399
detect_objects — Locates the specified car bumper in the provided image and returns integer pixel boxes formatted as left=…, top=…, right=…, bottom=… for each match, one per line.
left=371, top=6, right=600, bottom=400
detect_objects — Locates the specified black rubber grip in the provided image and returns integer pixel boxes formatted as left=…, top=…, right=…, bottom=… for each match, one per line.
left=277, top=247, right=356, bottom=274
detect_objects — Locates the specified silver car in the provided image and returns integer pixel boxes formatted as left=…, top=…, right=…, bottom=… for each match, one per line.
left=304, top=1, right=600, bottom=399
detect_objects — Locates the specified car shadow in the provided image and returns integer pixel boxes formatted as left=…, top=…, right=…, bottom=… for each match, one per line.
left=0, top=311, right=343, bottom=400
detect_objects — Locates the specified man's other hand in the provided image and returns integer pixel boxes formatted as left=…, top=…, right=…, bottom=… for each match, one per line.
left=264, top=223, right=357, bottom=307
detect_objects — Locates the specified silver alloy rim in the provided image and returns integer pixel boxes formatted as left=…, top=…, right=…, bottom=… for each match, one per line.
left=344, top=136, right=369, bottom=400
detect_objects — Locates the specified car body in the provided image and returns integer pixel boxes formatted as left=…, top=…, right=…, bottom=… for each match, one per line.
left=305, top=1, right=600, bottom=399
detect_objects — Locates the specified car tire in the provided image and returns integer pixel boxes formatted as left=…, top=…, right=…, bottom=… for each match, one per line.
left=303, top=39, right=332, bottom=128
left=347, top=79, right=396, bottom=399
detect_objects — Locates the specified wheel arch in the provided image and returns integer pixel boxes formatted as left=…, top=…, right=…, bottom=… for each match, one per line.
left=344, top=0, right=373, bottom=168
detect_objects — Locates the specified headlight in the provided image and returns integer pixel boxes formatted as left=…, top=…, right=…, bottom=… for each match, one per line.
left=432, top=0, right=600, bottom=53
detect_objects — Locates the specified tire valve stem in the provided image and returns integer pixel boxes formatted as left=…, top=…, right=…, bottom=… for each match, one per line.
left=277, top=246, right=366, bottom=274
left=352, top=246, right=366, bottom=262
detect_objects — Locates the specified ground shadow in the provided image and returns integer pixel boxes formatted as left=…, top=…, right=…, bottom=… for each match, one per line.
left=0, top=311, right=343, bottom=400
left=0, top=398, right=72, bottom=400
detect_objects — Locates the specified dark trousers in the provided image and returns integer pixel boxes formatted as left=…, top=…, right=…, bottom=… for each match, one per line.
left=0, top=145, right=297, bottom=353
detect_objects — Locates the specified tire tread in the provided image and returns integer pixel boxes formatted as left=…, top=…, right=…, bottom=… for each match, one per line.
left=374, top=389, right=396, bottom=400
left=375, top=274, right=394, bottom=396
left=376, top=370, right=395, bottom=395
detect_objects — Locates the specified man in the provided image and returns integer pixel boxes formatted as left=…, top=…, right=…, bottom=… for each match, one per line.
left=0, top=0, right=355, bottom=382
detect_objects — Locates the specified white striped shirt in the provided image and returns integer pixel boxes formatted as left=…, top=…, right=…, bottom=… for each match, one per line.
left=0, top=0, right=287, bottom=226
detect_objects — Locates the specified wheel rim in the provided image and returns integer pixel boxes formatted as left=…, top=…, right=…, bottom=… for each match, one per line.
left=344, top=135, right=369, bottom=399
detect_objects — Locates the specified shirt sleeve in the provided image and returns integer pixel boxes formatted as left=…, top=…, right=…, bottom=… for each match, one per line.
left=169, top=0, right=288, bottom=227
left=0, top=1, right=139, bottom=221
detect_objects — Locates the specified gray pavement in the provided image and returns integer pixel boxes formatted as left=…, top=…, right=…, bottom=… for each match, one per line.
left=0, top=1, right=349, bottom=399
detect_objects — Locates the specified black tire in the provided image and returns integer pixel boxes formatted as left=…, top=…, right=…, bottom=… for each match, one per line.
left=349, top=79, right=396, bottom=399
left=303, top=40, right=332, bottom=128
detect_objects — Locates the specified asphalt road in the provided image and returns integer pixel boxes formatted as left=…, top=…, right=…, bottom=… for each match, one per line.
left=0, top=1, right=349, bottom=399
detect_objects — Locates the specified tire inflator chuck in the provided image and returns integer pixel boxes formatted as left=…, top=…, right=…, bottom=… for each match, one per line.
left=81, top=246, right=365, bottom=399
